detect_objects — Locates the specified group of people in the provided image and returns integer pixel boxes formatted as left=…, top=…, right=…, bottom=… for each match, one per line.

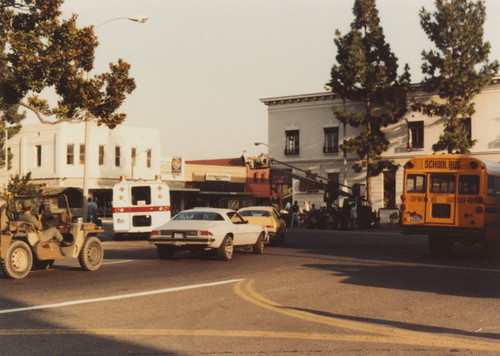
left=16, top=197, right=101, bottom=247
left=241, top=150, right=270, bottom=169
left=285, top=199, right=359, bottom=230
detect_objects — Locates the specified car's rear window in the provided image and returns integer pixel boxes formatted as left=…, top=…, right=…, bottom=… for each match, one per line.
left=240, top=210, right=270, bottom=217
left=173, top=212, right=224, bottom=221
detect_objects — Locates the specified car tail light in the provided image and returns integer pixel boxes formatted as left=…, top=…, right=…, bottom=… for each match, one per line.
left=151, top=230, right=159, bottom=236
left=266, top=225, right=274, bottom=229
left=200, top=230, right=213, bottom=236
left=401, top=204, right=406, bottom=211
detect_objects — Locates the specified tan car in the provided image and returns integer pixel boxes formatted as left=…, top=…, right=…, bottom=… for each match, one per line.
left=238, top=206, right=286, bottom=245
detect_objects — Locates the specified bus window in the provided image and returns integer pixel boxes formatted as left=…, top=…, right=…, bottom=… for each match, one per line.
left=488, top=176, right=495, bottom=196
left=430, top=174, right=455, bottom=194
left=459, top=175, right=479, bottom=195
left=406, top=174, right=425, bottom=193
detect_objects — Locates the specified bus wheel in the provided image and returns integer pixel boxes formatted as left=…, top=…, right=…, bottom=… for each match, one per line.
left=428, top=235, right=453, bottom=256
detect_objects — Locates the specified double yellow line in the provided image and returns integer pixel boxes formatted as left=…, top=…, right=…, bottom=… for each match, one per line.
left=234, top=279, right=500, bottom=352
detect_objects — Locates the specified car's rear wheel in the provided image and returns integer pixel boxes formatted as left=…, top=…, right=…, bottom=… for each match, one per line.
left=253, top=232, right=265, bottom=254
left=157, top=245, right=177, bottom=259
left=217, top=235, right=233, bottom=261
left=1, top=240, right=33, bottom=279
left=79, top=236, right=104, bottom=271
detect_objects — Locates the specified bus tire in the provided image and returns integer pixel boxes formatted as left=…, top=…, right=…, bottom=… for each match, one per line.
left=428, top=235, right=453, bottom=256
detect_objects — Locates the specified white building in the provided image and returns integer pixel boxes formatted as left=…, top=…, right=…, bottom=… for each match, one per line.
left=7, top=122, right=162, bottom=205
left=261, top=78, right=500, bottom=213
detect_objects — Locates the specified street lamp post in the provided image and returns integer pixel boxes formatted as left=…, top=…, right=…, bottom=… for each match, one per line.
left=82, top=15, right=148, bottom=222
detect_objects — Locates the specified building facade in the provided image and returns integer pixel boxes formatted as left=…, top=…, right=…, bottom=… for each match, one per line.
left=261, top=78, right=500, bottom=213
left=185, top=158, right=271, bottom=209
left=7, top=122, right=162, bottom=209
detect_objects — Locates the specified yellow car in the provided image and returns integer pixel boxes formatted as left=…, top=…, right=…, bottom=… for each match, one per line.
left=238, top=206, right=287, bottom=245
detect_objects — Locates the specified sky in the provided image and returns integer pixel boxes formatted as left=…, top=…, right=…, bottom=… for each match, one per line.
left=23, top=0, right=500, bottom=160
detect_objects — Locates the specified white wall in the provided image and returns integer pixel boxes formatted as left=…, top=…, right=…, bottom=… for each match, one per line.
left=7, top=122, right=162, bottom=189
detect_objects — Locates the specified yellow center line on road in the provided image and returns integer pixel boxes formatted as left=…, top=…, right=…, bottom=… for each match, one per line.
left=233, top=279, right=500, bottom=352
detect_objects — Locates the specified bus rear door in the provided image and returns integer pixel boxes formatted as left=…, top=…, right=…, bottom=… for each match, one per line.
left=425, top=173, right=456, bottom=225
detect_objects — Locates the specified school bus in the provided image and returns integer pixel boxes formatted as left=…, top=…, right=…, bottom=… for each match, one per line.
left=400, top=154, right=500, bottom=254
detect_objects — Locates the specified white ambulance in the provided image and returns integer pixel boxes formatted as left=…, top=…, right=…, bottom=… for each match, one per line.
left=112, top=176, right=171, bottom=239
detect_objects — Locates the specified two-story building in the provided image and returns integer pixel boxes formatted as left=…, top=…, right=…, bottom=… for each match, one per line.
left=7, top=122, right=162, bottom=210
left=261, top=78, right=500, bottom=213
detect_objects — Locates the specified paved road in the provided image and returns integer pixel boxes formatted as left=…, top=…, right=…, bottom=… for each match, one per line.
left=1, top=226, right=499, bottom=355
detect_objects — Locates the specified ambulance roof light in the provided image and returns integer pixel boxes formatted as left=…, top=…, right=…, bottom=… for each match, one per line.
left=120, top=175, right=126, bottom=181
left=155, top=175, right=162, bottom=180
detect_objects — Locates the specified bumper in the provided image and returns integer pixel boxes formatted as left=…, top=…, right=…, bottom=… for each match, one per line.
left=401, top=225, right=485, bottom=239
left=148, top=236, right=216, bottom=247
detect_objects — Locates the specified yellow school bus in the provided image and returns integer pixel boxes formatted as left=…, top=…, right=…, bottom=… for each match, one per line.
left=401, top=154, right=500, bottom=254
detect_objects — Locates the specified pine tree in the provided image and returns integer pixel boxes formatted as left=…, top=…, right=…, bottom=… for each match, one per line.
left=414, top=0, right=498, bottom=153
left=326, top=0, right=410, bottom=204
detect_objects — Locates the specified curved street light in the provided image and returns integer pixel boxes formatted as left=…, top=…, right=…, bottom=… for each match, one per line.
left=83, top=15, right=148, bottom=222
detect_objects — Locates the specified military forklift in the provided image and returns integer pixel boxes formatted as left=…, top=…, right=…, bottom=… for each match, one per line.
left=0, top=194, right=104, bottom=279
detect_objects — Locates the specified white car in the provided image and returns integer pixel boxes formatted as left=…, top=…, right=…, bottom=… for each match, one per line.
left=148, top=208, right=267, bottom=260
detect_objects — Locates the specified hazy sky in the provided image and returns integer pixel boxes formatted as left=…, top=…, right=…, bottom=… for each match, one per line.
left=26, top=0, right=500, bottom=160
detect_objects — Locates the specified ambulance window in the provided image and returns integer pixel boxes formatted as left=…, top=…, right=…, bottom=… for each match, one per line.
left=406, top=174, right=425, bottom=193
left=131, top=186, right=151, bottom=205
left=459, top=175, right=479, bottom=195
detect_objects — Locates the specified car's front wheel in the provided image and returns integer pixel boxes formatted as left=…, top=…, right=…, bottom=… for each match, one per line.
left=1, top=240, right=33, bottom=279
left=79, top=236, right=104, bottom=271
left=217, top=235, right=233, bottom=261
left=253, top=232, right=265, bottom=254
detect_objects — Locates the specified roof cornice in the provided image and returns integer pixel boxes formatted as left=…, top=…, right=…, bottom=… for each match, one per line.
left=260, top=76, right=500, bottom=106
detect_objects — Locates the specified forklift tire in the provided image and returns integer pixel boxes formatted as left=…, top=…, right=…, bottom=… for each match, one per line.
left=1, top=240, right=33, bottom=279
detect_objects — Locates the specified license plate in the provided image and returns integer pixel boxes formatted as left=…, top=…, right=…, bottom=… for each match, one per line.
left=410, top=215, right=422, bottom=222
left=173, top=232, right=184, bottom=239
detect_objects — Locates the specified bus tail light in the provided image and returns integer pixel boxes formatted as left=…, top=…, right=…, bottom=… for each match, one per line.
left=151, top=230, right=159, bottom=236
left=400, top=195, right=407, bottom=211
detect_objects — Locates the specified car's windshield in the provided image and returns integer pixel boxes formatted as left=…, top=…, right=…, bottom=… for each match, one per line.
left=240, top=210, right=271, bottom=217
left=173, top=211, right=224, bottom=221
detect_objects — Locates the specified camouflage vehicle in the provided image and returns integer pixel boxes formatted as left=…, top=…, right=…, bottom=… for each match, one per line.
left=0, top=194, right=104, bottom=279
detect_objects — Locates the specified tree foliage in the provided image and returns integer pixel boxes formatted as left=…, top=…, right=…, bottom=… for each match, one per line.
left=0, top=0, right=136, bottom=128
left=414, top=0, right=498, bottom=153
left=1, top=172, right=40, bottom=219
left=326, top=0, right=410, bottom=203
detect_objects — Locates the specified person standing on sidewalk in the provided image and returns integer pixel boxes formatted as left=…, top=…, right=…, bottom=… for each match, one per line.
left=350, top=201, right=358, bottom=231
left=290, top=200, right=301, bottom=229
